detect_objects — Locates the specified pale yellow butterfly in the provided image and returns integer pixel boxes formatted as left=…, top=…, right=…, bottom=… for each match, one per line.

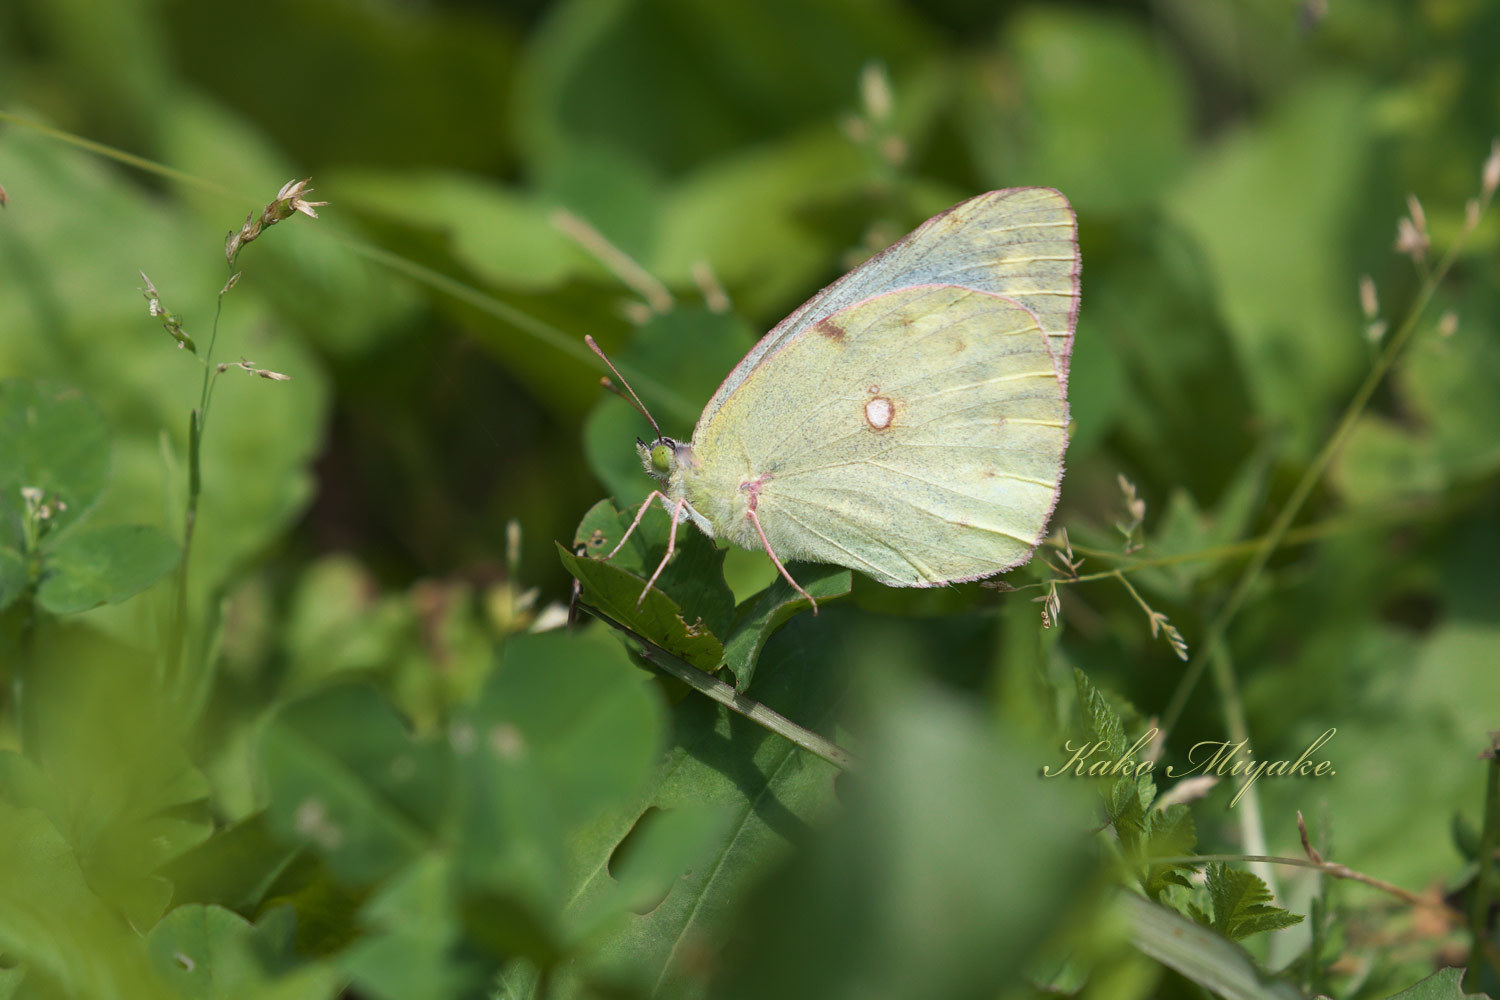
left=589, top=187, right=1079, bottom=611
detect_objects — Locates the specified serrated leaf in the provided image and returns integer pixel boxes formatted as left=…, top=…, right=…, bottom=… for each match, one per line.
left=35, top=522, right=180, bottom=615
left=1202, top=863, right=1305, bottom=941
left=721, top=563, right=851, bottom=691
left=1075, top=668, right=1127, bottom=758
left=1143, top=804, right=1199, bottom=900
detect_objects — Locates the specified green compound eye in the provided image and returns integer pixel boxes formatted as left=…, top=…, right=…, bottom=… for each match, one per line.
left=650, top=443, right=673, bottom=473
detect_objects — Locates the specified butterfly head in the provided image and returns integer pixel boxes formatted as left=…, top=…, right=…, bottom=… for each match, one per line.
left=637, top=436, right=694, bottom=483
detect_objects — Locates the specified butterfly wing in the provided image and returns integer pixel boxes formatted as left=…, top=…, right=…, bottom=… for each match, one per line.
left=690, top=284, right=1066, bottom=587
left=696, top=187, right=1079, bottom=434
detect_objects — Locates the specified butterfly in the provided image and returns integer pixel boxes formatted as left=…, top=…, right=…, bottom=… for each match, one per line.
left=588, top=187, right=1079, bottom=612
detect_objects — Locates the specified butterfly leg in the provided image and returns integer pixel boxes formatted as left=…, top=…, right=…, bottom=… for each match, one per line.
left=745, top=506, right=818, bottom=614
left=637, top=498, right=686, bottom=608
left=606, top=490, right=667, bottom=561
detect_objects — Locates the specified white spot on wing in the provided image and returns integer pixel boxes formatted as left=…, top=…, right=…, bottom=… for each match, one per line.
left=865, top=396, right=894, bottom=430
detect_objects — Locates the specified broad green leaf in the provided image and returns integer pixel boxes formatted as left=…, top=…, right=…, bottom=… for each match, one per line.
left=331, top=170, right=598, bottom=291
left=1330, top=415, right=1447, bottom=505
left=707, top=674, right=1098, bottom=1000
left=0, top=800, right=167, bottom=998
left=496, top=613, right=849, bottom=998
left=340, top=854, right=484, bottom=1000
left=259, top=685, right=445, bottom=885
left=1383, top=967, right=1489, bottom=1000
left=148, top=903, right=343, bottom=1000
left=148, top=904, right=263, bottom=999
left=516, top=0, right=930, bottom=176
left=34, top=522, right=180, bottom=615
left=159, top=813, right=302, bottom=914
left=1124, top=893, right=1305, bottom=1000
left=1400, top=311, right=1500, bottom=480
left=721, top=564, right=851, bottom=691
left=966, top=7, right=1191, bottom=213
left=5, top=640, right=213, bottom=929
left=1166, top=78, right=1368, bottom=453
left=650, top=129, right=872, bottom=317
left=560, top=499, right=738, bottom=672
left=0, top=378, right=110, bottom=539
left=450, top=629, right=667, bottom=924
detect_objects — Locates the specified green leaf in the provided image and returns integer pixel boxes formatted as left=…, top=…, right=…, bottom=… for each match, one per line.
left=707, top=673, right=1098, bottom=1000
left=1, top=639, right=214, bottom=929
left=496, top=613, right=849, bottom=998
left=559, top=499, right=738, bottom=672
left=1198, top=863, right=1304, bottom=941
left=34, top=522, right=180, bottom=615
left=147, top=903, right=343, bottom=1000
left=1165, top=78, right=1368, bottom=453
left=1331, top=414, right=1448, bottom=505
left=159, top=813, right=302, bottom=914
left=0, top=543, right=24, bottom=612
left=1124, top=893, right=1305, bottom=1000
left=450, top=630, right=667, bottom=918
left=339, top=854, right=485, bottom=1000
left=148, top=904, right=262, bottom=999
left=0, top=378, right=110, bottom=539
left=0, top=799, right=167, bottom=997
left=1143, top=805, right=1199, bottom=900
left=721, top=564, right=852, bottom=691
left=259, top=685, right=446, bottom=885
left=1383, top=967, right=1490, bottom=1000
left=965, top=7, right=1191, bottom=213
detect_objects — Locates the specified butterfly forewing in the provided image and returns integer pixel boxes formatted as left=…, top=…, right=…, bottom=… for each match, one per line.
left=688, top=284, right=1067, bottom=587
left=697, top=187, right=1079, bottom=430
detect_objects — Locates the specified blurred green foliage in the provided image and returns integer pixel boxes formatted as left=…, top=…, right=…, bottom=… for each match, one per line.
left=2, top=0, right=1500, bottom=998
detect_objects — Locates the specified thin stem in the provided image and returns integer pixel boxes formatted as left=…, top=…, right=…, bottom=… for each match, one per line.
left=1158, top=215, right=1484, bottom=742
left=1113, top=570, right=1154, bottom=619
left=1206, top=640, right=1274, bottom=898
left=1022, top=498, right=1447, bottom=594
left=577, top=603, right=857, bottom=771
left=166, top=271, right=229, bottom=692
left=1468, top=748, right=1500, bottom=984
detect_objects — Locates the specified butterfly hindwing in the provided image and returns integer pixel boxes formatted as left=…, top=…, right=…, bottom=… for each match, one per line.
left=688, top=284, right=1066, bottom=587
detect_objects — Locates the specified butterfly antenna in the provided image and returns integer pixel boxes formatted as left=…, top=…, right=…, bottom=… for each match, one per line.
left=585, top=335, right=662, bottom=438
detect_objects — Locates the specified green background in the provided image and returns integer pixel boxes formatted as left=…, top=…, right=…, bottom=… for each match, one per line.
left=1, top=1, right=1498, bottom=997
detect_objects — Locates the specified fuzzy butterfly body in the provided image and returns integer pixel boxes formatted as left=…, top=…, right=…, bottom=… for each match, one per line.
left=600, top=187, right=1080, bottom=608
